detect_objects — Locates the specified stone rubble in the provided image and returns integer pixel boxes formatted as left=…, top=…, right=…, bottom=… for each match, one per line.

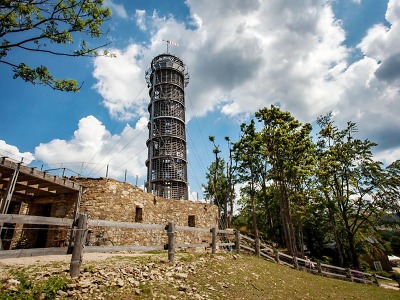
left=2, top=255, right=231, bottom=299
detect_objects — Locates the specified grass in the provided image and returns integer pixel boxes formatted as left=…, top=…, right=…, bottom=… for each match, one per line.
left=1, top=253, right=399, bottom=299
left=103, top=253, right=400, bottom=300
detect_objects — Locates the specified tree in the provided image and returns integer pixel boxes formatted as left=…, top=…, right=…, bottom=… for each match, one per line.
left=225, top=136, right=237, bottom=228
left=255, top=105, right=314, bottom=257
left=316, top=114, right=400, bottom=268
left=233, top=120, right=263, bottom=255
left=0, top=0, right=112, bottom=91
left=203, top=158, right=229, bottom=228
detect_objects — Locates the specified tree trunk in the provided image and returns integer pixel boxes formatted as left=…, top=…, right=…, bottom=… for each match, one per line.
left=347, top=231, right=359, bottom=269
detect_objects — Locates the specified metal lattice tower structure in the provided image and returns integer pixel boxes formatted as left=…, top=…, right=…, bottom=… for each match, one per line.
left=145, top=53, right=190, bottom=200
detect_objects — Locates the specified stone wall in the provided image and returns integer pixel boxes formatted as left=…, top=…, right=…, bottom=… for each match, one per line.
left=7, top=177, right=219, bottom=249
left=74, top=178, right=219, bottom=248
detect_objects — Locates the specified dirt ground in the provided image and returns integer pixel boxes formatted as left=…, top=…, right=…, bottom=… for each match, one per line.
left=0, top=252, right=151, bottom=268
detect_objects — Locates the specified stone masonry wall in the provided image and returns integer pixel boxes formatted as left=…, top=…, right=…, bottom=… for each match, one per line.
left=9, top=177, right=219, bottom=249
left=73, top=178, right=219, bottom=248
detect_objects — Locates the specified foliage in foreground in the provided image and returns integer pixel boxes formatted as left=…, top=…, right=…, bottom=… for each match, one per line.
left=0, top=0, right=113, bottom=91
left=0, top=271, right=70, bottom=300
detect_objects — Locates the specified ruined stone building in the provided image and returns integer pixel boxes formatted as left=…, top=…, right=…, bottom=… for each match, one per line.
left=0, top=158, right=218, bottom=250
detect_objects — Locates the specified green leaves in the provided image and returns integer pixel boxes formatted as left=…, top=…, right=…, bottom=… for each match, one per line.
left=13, top=63, right=79, bottom=91
left=0, top=0, right=113, bottom=92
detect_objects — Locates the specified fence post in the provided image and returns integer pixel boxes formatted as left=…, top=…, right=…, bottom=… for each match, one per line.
left=69, top=214, right=88, bottom=278
left=293, top=256, right=299, bottom=270
left=255, top=237, right=260, bottom=257
left=167, top=222, right=175, bottom=263
left=273, top=247, right=280, bottom=264
left=211, top=227, right=217, bottom=254
left=317, top=261, right=322, bottom=274
left=235, top=230, right=240, bottom=254
left=373, top=274, right=380, bottom=286
left=346, top=268, right=353, bottom=282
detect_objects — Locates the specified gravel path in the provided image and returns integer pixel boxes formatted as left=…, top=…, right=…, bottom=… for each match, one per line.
left=0, top=252, right=151, bottom=267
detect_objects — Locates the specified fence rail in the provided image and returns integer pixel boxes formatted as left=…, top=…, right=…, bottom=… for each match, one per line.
left=0, top=214, right=236, bottom=277
left=238, top=233, right=395, bottom=287
left=0, top=213, right=395, bottom=287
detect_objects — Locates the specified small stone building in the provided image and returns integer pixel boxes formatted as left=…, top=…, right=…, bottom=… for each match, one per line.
left=1, top=158, right=219, bottom=250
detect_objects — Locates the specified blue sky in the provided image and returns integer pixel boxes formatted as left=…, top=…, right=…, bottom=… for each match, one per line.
left=1, top=0, right=400, bottom=201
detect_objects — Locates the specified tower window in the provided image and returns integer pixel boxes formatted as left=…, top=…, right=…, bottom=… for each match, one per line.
left=188, top=215, right=195, bottom=227
left=135, top=206, right=143, bottom=222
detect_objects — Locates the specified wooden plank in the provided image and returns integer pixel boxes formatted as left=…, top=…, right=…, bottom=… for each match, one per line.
left=260, top=251, right=275, bottom=262
left=240, top=244, right=255, bottom=253
left=176, top=243, right=210, bottom=249
left=84, top=245, right=165, bottom=253
left=217, top=230, right=235, bottom=235
left=259, top=242, right=273, bottom=252
left=240, top=234, right=254, bottom=243
left=0, top=214, right=73, bottom=226
left=0, top=159, right=80, bottom=191
left=376, top=274, right=393, bottom=281
left=216, top=242, right=235, bottom=247
left=0, top=247, right=68, bottom=259
left=278, top=252, right=293, bottom=259
left=175, top=225, right=210, bottom=233
left=321, top=270, right=347, bottom=279
left=320, top=262, right=347, bottom=272
left=88, top=219, right=166, bottom=230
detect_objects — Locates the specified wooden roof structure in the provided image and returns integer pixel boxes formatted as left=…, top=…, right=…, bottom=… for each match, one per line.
left=0, top=157, right=81, bottom=199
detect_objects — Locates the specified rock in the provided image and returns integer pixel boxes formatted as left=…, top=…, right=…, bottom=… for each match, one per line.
left=178, top=285, right=188, bottom=291
left=116, top=279, right=124, bottom=287
left=135, top=288, right=141, bottom=295
left=57, top=290, right=68, bottom=297
left=174, top=273, right=188, bottom=280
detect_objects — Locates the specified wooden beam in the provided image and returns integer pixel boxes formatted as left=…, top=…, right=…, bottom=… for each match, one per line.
left=88, top=219, right=166, bottom=230
left=0, top=214, right=73, bottom=226
left=0, top=247, right=68, bottom=259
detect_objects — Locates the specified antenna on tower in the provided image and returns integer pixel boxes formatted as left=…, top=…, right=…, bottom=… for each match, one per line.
left=162, top=39, right=179, bottom=53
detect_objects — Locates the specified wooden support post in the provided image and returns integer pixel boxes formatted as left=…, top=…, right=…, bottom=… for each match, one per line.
left=317, top=261, right=322, bottom=274
left=274, top=248, right=280, bottom=264
left=69, top=214, right=88, bottom=278
left=255, top=236, right=260, bottom=257
left=373, top=274, right=380, bottom=286
left=293, top=256, right=299, bottom=270
left=211, top=227, right=217, bottom=254
left=0, top=162, right=21, bottom=250
left=346, top=268, right=353, bottom=282
left=167, top=222, right=175, bottom=263
left=235, top=230, right=240, bottom=254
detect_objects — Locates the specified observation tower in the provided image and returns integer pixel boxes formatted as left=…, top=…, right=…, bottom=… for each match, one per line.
left=145, top=53, right=190, bottom=200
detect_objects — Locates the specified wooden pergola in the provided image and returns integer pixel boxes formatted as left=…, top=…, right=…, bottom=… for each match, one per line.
left=0, top=157, right=82, bottom=249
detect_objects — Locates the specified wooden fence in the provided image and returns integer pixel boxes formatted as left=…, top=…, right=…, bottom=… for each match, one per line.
left=0, top=214, right=235, bottom=277
left=236, top=233, right=396, bottom=287
left=0, top=213, right=396, bottom=286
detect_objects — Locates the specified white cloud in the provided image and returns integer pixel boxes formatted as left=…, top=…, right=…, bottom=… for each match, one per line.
left=104, top=0, right=128, bottom=19
left=92, top=0, right=400, bottom=160
left=34, top=116, right=148, bottom=180
left=93, top=44, right=148, bottom=120
left=135, top=9, right=146, bottom=31
left=374, top=147, right=400, bottom=166
left=0, top=140, right=35, bottom=164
